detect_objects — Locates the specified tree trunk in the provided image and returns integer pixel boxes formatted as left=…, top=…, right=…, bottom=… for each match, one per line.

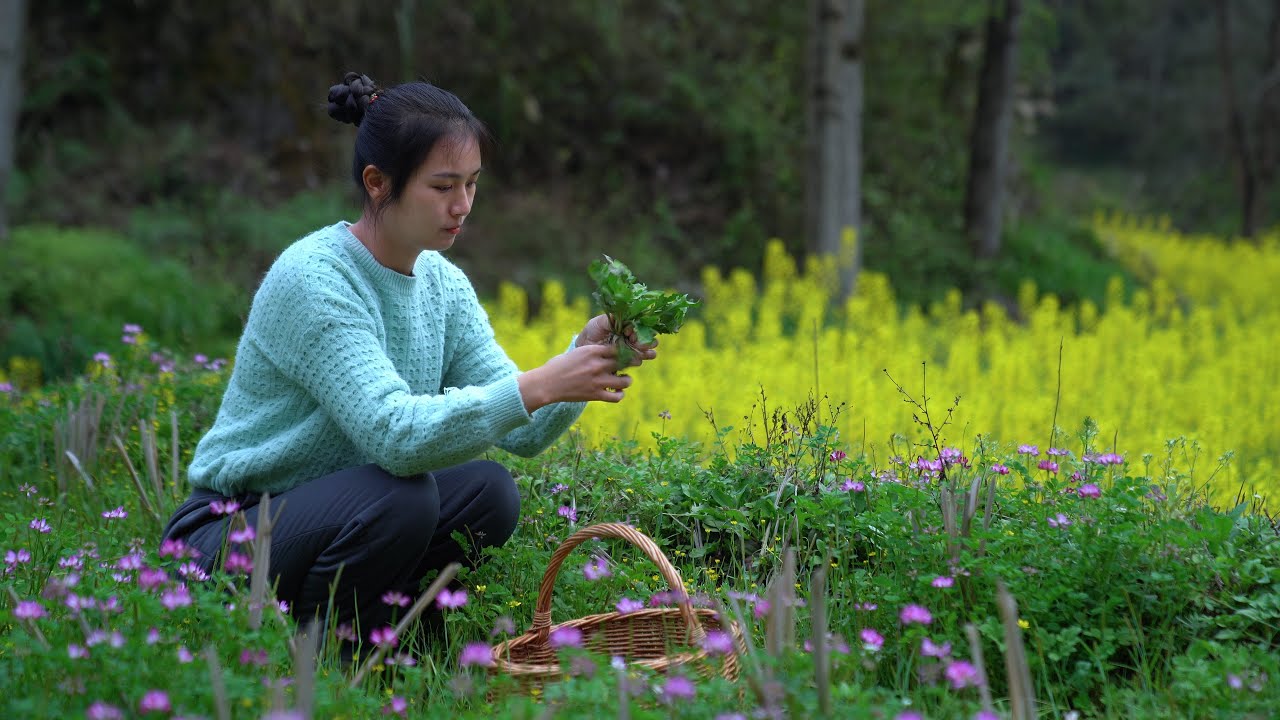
left=1254, top=0, right=1280, bottom=230
left=806, top=0, right=864, bottom=300
left=1215, top=0, right=1260, bottom=238
left=0, top=0, right=28, bottom=242
left=963, top=0, right=1022, bottom=261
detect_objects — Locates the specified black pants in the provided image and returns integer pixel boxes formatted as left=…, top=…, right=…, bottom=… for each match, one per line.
left=161, top=460, right=520, bottom=640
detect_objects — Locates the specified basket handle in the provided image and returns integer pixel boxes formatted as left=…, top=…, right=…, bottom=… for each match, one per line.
left=530, top=522, right=706, bottom=646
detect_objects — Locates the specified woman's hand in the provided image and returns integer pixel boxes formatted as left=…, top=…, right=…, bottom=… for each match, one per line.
left=518, top=343, right=633, bottom=413
left=575, top=314, right=659, bottom=366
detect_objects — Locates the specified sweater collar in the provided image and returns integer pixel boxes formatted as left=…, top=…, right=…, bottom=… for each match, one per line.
left=336, top=221, right=421, bottom=294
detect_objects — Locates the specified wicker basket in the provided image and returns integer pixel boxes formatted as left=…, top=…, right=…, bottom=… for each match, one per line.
left=489, top=522, right=743, bottom=692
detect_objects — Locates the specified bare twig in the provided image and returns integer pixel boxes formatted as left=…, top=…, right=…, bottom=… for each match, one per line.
left=111, top=435, right=160, bottom=523
left=204, top=645, right=231, bottom=720
left=997, top=582, right=1036, bottom=720
left=811, top=559, right=830, bottom=717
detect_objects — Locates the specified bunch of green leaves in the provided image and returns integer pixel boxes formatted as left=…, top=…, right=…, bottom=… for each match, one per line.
left=588, top=255, right=699, bottom=368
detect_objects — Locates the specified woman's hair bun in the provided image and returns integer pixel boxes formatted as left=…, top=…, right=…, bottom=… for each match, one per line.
left=327, top=72, right=380, bottom=126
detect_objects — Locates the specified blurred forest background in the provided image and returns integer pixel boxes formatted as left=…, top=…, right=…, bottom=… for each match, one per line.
left=1, top=0, right=1278, bottom=380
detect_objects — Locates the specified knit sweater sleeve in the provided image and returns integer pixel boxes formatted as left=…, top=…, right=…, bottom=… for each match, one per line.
left=249, top=263, right=534, bottom=477
left=440, top=264, right=586, bottom=457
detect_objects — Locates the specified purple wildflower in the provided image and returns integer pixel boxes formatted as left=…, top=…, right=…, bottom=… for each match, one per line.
left=159, top=539, right=191, bottom=559
left=945, top=659, right=981, bottom=689
left=29, top=518, right=52, bottom=534
left=459, top=642, right=494, bottom=667
left=660, top=676, right=697, bottom=702
left=616, top=597, right=644, bottom=614
left=161, top=585, right=192, bottom=610
left=137, top=568, right=168, bottom=590
left=381, top=590, right=411, bottom=607
left=549, top=626, right=584, bottom=649
left=1037, top=460, right=1059, bottom=473
left=490, top=616, right=517, bottom=636
left=223, top=552, right=253, bottom=574
left=1047, top=513, right=1072, bottom=528
left=228, top=526, right=255, bottom=544
left=177, top=646, right=194, bottom=663
left=14, top=600, right=45, bottom=620
left=859, top=628, right=885, bottom=652
left=177, top=562, right=208, bottom=582
left=549, top=483, right=569, bottom=494
left=209, top=499, right=240, bottom=515
left=557, top=505, right=578, bottom=523
left=1047, top=447, right=1069, bottom=457
left=1077, top=483, right=1102, bottom=498
left=138, top=690, right=171, bottom=713
left=931, top=575, right=955, bottom=588
left=829, top=450, right=847, bottom=462
left=101, top=507, right=128, bottom=520
left=841, top=478, right=866, bottom=492
left=900, top=604, right=933, bottom=625
left=435, top=588, right=468, bottom=609
left=123, top=323, right=143, bottom=335
left=991, top=464, right=1010, bottom=475
left=335, top=623, right=356, bottom=642
left=921, top=637, right=952, bottom=658
left=370, top=627, right=398, bottom=649
left=385, top=653, right=416, bottom=667
left=0, top=382, right=12, bottom=394
left=68, top=644, right=90, bottom=659
left=583, top=555, right=611, bottom=581
left=1017, top=444, right=1039, bottom=455
left=702, top=630, right=735, bottom=656
left=93, top=352, right=112, bottom=367
left=382, top=696, right=408, bottom=717
left=86, top=701, right=124, bottom=720
left=239, top=648, right=269, bottom=666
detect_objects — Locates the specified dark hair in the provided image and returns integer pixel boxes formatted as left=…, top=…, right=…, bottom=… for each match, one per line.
left=326, top=72, right=493, bottom=220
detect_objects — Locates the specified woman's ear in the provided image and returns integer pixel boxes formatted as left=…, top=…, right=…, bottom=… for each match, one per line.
left=362, top=165, right=389, bottom=203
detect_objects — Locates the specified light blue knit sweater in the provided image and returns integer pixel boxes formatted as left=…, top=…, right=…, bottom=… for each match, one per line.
left=188, top=221, right=585, bottom=496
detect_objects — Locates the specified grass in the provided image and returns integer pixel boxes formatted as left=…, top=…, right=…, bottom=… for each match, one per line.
left=1, top=354, right=1277, bottom=719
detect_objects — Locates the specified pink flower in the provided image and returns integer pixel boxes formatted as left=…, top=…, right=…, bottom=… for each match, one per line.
left=945, top=659, right=981, bottom=689
left=86, top=701, right=124, bottom=719
left=146, top=628, right=163, bottom=644
left=1077, top=483, right=1102, bottom=498
left=228, top=526, right=255, bottom=544
left=840, top=478, right=866, bottom=492
left=223, top=552, right=253, bottom=574
left=138, top=690, right=171, bottom=713
left=6, top=548, right=31, bottom=566
left=335, top=623, right=356, bottom=642
left=660, top=675, right=696, bottom=701
left=900, top=604, right=933, bottom=625
left=382, top=696, right=408, bottom=716
left=101, top=507, right=128, bottom=520
left=123, top=323, right=143, bottom=335
left=1047, top=513, right=1073, bottom=528
left=490, top=616, right=516, bottom=636
left=896, top=713, right=924, bottom=720
left=854, top=602, right=878, bottom=612
left=459, top=642, right=494, bottom=667
left=14, top=600, right=45, bottom=620
left=557, top=505, right=578, bottom=523
left=161, top=585, right=192, bottom=610
left=239, top=648, right=269, bottom=666
left=435, top=588, right=468, bottom=609
left=1037, top=460, right=1059, bottom=473
left=931, top=575, right=954, bottom=588
left=93, top=352, right=112, bottom=367
left=549, top=626, right=584, bottom=649
left=549, top=483, right=570, bottom=494
left=859, top=628, right=885, bottom=652
left=370, top=627, right=398, bottom=648
left=991, top=464, right=1010, bottom=475
left=1047, top=447, right=1069, bottom=457
left=138, top=568, right=168, bottom=590
left=209, top=500, right=240, bottom=516
left=67, top=644, right=89, bottom=659
left=829, top=450, right=847, bottom=462
left=385, top=653, right=416, bottom=667
left=177, top=562, right=208, bottom=582
left=702, top=630, right=735, bottom=656
left=974, top=712, right=1000, bottom=720
left=616, top=597, right=644, bottom=614
left=29, top=518, right=52, bottom=533
left=1017, top=444, right=1039, bottom=455
left=381, top=590, right=411, bottom=607
left=116, top=553, right=144, bottom=571
left=177, top=646, right=194, bottom=663
left=921, top=637, right=952, bottom=657
left=583, top=555, right=612, bottom=581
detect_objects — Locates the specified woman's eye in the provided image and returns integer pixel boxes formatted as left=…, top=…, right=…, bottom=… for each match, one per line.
left=434, top=185, right=453, bottom=193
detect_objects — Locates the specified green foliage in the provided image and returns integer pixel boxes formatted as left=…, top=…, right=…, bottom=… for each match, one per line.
left=1, top=359, right=1279, bottom=717
left=0, top=226, right=244, bottom=381
left=588, top=255, right=699, bottom=366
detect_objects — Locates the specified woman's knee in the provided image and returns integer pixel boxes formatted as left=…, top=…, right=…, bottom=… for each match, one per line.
left=365, top=469, right=441, bottom=546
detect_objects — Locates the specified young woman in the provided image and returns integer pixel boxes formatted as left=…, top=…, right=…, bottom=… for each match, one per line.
left=161, top=71, right=655, bottom=646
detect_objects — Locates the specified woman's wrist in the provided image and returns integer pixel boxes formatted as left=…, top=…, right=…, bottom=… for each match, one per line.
left=517, top=369, right=549, bottom=414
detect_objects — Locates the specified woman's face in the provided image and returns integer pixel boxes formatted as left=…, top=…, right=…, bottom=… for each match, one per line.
left=382, top=134, right=482, bottom=260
